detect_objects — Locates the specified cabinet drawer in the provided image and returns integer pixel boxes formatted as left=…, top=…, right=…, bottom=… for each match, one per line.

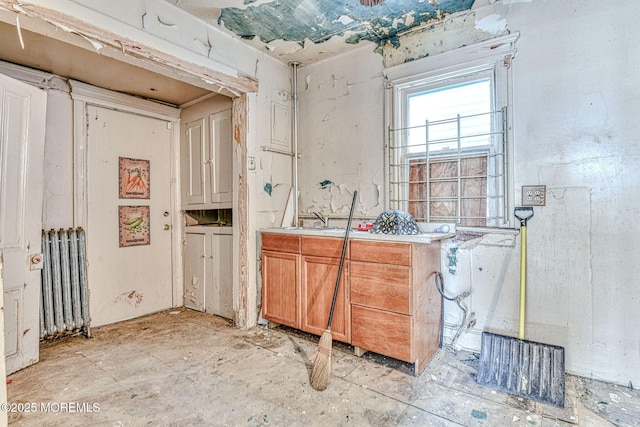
left=301, top=236, right=347, bottom=258
left=351, top=304, right=411, bottom=363
left=350, top=240, right=411, bottom=266
left=350, top=261, right=411, bottom=314
left=262, top=233, right=300, bottom=253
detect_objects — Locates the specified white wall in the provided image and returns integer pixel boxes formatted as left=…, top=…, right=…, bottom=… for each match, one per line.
left=297, top=0, right=640, bottom=387
left=41, top=87, right=74, bottom=230
left=297, top=46, right=386, bottom=220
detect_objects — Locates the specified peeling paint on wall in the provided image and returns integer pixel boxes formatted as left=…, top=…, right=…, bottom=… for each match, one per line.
left=115, top=290, right=144, bottom=307
left=264, top=182, right=273, bottom=195
left=447, top=247, right=458, bottom=275
left=319, top=179, right=333, bottom=189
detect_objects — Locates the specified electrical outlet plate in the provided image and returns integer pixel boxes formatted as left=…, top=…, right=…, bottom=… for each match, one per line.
left=522, top=185, right=546, bottom=206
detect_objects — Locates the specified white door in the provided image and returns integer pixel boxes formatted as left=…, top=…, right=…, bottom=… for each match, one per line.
left=86, top=105, right=174, bottom=327
left=0, top=73, right=47, bottom=374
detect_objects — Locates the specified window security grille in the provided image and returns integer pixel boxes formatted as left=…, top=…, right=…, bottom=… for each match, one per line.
left=388, top=108, right=508, bottom=227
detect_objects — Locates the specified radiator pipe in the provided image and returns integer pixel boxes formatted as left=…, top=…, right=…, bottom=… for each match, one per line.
left=289, top=61, right=301, bottom=227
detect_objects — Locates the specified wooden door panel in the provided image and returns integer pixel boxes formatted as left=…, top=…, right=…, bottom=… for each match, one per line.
left=262, top=250, right=299, bottom=328
left=301, top=256, right=350, bottom=343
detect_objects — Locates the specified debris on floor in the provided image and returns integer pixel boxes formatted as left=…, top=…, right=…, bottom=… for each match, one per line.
left=6, top=309, right=640, bottom=426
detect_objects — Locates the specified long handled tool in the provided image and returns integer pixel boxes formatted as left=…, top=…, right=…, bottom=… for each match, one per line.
left=310, top=191, right=357, bottom=391
left=477, top=207, right=566, bottom=407
left=516, top=206, right=532, bottom=339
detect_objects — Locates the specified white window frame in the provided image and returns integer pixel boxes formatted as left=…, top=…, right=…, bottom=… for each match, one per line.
left=384, top=33, right=519, bottom=230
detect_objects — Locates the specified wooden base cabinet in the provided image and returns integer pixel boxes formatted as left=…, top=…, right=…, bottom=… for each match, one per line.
left=261, top=232, right=442, bottom=374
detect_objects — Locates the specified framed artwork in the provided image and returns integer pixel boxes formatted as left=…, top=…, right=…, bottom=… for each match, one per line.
left=119, top=205, right=150, bottom=247
left=119, top=157, right=150, bottom=199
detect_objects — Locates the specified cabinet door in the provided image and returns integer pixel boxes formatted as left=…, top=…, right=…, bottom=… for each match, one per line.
left=182, top=118, right=207, bottom=205
left=262, top=250, right=300, bottom=328
left=301, top=256, right=350, bottom=343
left=184, top=232, right=206, bottom=311
left=209, top=109, right=232, bottom=205
left=206, top=232, right=234, bottom=319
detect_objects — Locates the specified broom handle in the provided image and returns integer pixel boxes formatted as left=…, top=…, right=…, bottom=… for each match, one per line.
left=327, top=191, right=358, bottom=329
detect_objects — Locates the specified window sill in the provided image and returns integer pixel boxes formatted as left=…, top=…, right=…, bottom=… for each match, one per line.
left=456, top=226, right=519, bottom=235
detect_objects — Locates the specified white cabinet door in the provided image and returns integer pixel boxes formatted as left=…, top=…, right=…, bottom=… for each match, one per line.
left=206, top=231, right=233, bottom=319
left=209, top=109, right=232, bottom=205
left=184, top=232, right=206, bottom=312
left=0, top=73, right=47, bottom=375
left=183, top=118, right=206, bottom=205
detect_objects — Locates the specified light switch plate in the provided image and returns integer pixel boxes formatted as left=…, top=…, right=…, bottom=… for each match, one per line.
left=522, top=185, right=546, bottom=206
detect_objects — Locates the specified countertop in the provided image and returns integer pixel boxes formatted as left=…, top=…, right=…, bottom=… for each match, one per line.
left=260, top=227, right=455, bottom=244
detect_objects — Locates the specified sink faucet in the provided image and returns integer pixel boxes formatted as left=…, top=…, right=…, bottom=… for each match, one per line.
left=312, top=211, right=329, bottom=228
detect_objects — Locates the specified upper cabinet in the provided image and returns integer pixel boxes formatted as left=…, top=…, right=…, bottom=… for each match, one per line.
left=181, top=105, right=233, bottom=209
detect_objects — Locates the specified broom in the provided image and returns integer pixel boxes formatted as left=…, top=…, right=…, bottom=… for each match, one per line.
left=310, top=190, right=358, bottom=391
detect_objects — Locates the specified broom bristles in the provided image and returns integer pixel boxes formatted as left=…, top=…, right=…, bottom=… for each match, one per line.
left=310, top=329, right=333, bottom=391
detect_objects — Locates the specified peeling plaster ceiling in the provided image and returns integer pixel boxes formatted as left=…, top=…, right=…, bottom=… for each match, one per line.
left=170, top=0, right=476, bottom=64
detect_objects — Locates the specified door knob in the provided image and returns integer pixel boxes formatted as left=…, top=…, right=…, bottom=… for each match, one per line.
left=164, top=224, right=171, bottom=230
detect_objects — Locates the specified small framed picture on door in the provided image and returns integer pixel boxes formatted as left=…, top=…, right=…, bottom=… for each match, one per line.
left=119, top=157, right=150, bottom=199
left=119, top=205, right=150, bottom=247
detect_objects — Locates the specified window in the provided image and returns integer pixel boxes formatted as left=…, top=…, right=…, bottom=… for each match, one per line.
left=384, top=34, right=518, bottom=228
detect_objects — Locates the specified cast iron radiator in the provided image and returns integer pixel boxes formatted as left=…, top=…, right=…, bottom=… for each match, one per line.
left=40, top=228, right=90, bottom=339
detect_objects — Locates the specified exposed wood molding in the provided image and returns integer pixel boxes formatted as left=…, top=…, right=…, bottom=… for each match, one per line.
left=0, top=59, right=69, bottom=92
left=0, top=0, right=259, bottom=96
left=232, top=94, right=249, bottom=328
left=70, top=80, right=180, bottom=120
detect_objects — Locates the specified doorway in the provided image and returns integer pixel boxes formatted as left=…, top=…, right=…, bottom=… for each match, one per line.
left=82, top=100, right=178, bottom=327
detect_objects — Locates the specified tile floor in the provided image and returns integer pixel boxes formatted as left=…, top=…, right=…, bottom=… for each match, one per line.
left=6, top=309, right=640, bottom=426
